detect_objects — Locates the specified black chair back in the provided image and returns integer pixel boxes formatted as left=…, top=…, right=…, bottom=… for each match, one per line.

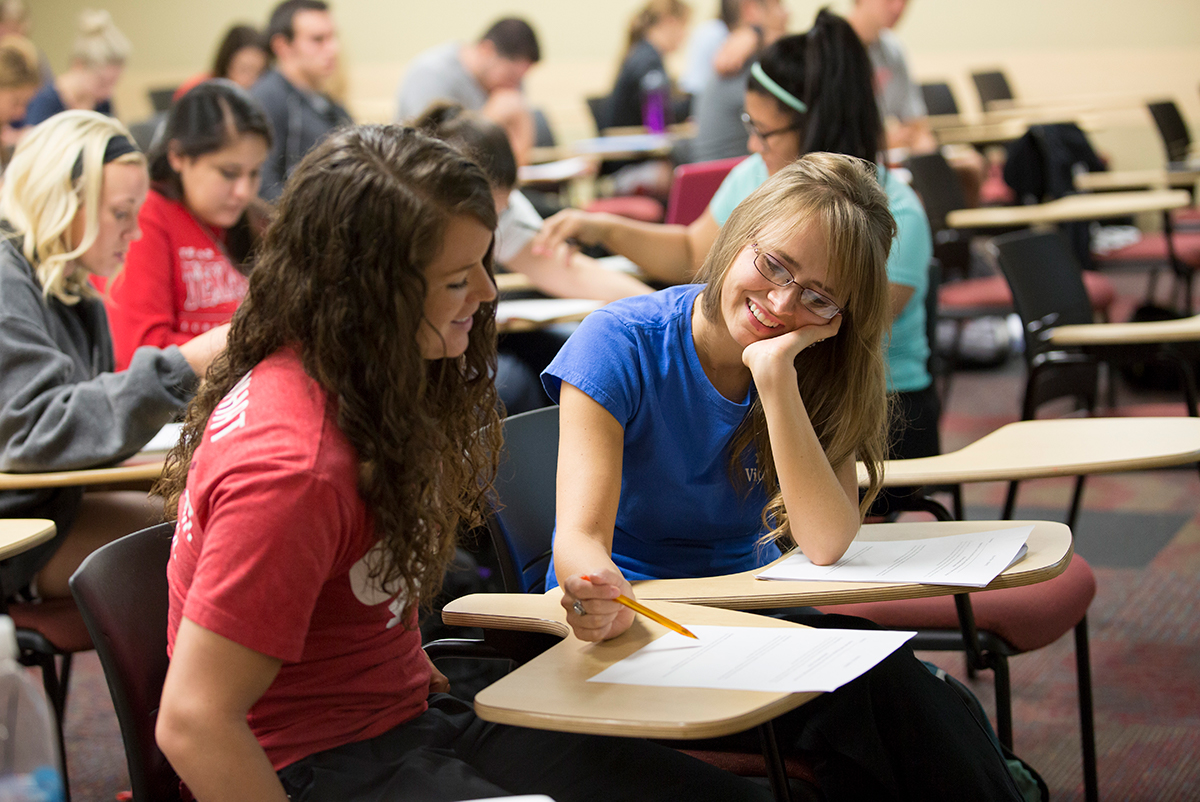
left=69, top=523, right=180, bottom=802
left=919, top=82, right=959, bottom=116
left=1147, top=100, right=1192, bottom=165
left=486, top=407, right=560, bottom=593
left=992, top=230, right=1099, bottom=418
left=971, top=70, right=1014, bottom=109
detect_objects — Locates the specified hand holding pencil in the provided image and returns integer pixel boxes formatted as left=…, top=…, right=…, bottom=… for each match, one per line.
left=563, top=570, right=697, bottom=642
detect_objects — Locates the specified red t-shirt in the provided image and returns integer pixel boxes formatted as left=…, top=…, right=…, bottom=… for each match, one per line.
left=103, top=190, right=248, bottom=371
left=166, top=348, right=431, bottom=770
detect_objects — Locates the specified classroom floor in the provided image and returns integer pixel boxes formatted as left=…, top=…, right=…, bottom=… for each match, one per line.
left=55, top=278, right=1200, bottom=801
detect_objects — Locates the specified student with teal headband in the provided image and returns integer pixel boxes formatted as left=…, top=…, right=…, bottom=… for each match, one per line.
left=533, top=10, right=937, bottom=480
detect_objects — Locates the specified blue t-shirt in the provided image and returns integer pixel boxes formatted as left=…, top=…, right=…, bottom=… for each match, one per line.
left=541, top=285, right=779, bottom=586
left=708, top=154, right=933, bottom=393
left=23, top=83, right=113, bottom=127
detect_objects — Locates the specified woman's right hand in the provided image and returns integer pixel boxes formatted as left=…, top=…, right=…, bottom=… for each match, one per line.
left=530, top=210, right=613, bottom=260
left=560, top=569, right=636, bottom=642
left=178, top=323, right=230, bottom=379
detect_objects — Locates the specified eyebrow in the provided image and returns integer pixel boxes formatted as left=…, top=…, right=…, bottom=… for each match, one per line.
left=767, top=248, right=831, bottom=293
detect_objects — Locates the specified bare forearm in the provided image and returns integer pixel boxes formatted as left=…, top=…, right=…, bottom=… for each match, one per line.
left=756, top=370, right=859, bottom=564
left=510, top=246, right=653, bottom=302
left=158, top=716, right=288, bottom=802
left=600, top=219, right=695, bottom=285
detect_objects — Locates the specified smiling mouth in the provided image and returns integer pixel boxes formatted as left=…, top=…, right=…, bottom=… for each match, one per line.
left=748, top=300, right=780, bottom=329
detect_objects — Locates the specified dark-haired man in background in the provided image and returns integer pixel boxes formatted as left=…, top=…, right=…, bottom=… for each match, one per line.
left=395, top=17, right=540, bottom=163
left=251, top=0, right=352, bottom=199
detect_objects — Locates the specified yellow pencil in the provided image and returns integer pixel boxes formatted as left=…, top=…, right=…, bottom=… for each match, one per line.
left=612, top=594, right=699, bottom=639
left=579, top=575, right=698, bottom=639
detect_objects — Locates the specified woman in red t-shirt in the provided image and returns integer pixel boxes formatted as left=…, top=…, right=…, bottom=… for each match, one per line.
left=104, top=80, right=272, bottom=369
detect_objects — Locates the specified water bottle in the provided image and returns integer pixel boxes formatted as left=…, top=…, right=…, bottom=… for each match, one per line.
left=640, top=70, right=670, bottom=133
left=0, top=616, right=64, bottom=802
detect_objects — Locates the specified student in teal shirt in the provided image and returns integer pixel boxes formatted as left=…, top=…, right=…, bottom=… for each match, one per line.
left=532, top=10, right=938, bottom=483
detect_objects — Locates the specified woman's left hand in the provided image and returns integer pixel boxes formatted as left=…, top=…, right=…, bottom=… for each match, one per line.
left=742, top=313, right=842, bottom=379
left=423, top=650, right=451, bottom=695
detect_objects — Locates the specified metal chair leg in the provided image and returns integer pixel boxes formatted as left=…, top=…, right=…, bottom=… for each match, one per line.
left=758, top=721, right=792, bottom=802
left=1075, top=618, right=1099, bottom=802
left=990, top=653, right=1013, bottom=749
left=1066, top=475, right=1087, bottom=532
left=1002, top=480, right=1019, bottom=519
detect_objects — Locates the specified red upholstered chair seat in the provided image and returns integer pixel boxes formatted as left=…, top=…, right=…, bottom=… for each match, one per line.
left=1094, top=230, right=1200, bottom=268
left=9, top=596, right=93, bottom=653
left=586, top=196, right=664, bottom=223
left=678, top=749, right=819, bottom=786
left=816, top=555, right=1095, bottom=653
left=939, top=273, right=1115, bottom=317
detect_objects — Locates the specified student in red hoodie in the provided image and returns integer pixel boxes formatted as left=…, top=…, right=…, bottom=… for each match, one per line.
left=104, top=80, right=272, bottom=370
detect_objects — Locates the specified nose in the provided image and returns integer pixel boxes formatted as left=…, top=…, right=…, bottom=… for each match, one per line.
left=747, top=130, right=764, bottom=155
left=128, top=222, right=143, bottom=243
left=232, top=174, right=254, bottom=204
left=471, top=262, right=497, bottom=304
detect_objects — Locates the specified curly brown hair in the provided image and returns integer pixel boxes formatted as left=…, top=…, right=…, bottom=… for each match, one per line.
left=158, top=125, right=501, bottom=618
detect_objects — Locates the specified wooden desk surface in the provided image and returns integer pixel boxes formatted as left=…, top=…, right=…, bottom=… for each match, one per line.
left=631, top=520, right=1071, bottom=610
left=1047, top=313, right=1200, bottom=346
left=946, top=189, right=1190, bottom=229
left=443, top=591, right=817, bottom=738
left=859, top=417, right=1200, bottom=487
left=1075, top=168, right=1200, bottom=192
left=0, top=519, right=55, bottom=561
left=0, top=455, right=165, bottom=492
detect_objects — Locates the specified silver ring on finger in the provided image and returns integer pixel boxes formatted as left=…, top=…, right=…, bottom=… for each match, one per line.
left=572, top=599, right=587, bottom=617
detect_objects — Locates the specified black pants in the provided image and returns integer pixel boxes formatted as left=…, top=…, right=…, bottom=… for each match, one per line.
left=279, top=615, right=1022, bottom=802
left=278, top=694, right=773, bottom=802
left=754, top=612, right=1022, bottom=802
left=871, top=384, right=943, bottom=517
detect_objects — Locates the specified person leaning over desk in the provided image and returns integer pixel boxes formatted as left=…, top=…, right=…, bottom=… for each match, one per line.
left=533, top=11, right=938, bottom=482
left=0, top=111, right=226, bottom=602
left=155, top=124, right=786, bottom=802
left=545, top=154, right=1024, bottom=801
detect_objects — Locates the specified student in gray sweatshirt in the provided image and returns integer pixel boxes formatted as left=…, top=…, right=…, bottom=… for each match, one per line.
left=0, top=111, right=226, bottom=600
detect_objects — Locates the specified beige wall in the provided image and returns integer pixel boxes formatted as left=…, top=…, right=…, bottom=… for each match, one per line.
left=31, top=0, right=1200, bottom=166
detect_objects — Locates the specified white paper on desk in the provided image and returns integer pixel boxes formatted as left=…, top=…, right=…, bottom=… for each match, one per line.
left=594, top=255, right=641, bottom=274
left=496, top=298, right=602, bottom=324
left=571, top=133, right=672, bottom=155
left=518, top=157, right=591, bottom=183
left=588, top=626, right=915, bottom=693
left=141, top=422, right=183, bottom=453
left=755, top=525, right=1033, bottom=588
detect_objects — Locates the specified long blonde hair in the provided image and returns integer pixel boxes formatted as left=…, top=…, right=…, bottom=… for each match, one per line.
left=72, top=9, right=130, bottom=67
left=696, top=153, right=896, bottom=544
left=0, top=110, right=145, bottom=304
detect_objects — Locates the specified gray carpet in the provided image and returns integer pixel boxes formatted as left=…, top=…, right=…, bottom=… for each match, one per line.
left=964, top=506, right=1189, bottom=568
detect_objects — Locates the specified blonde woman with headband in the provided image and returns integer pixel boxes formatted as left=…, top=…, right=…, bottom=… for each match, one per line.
left=0, top=111, right=226, bottom=601
left=24, top=9, right=129, bottom=126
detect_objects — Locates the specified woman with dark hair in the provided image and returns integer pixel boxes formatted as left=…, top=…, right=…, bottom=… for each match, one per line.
left=154, top=124, right=776, bottom=802
left=536, top=9, right=937, bottom=473
left=104, top=80, right=272, bottom=370
left=175, top=25, right=270, bottom=100
left=416, top=102, right=652, bottom=413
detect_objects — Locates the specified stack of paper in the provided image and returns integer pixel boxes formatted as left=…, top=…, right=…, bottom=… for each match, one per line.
left=755, top=525, right=1032, bottom=587
left=589, top=626, right=915, bottom=693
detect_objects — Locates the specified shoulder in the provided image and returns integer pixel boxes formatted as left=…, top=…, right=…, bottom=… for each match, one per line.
left=711, top=155, right=766, bottom=225
left=249, top=70, right=291, bottom=107
left=0, top=240, right=42, bottom=305
left=199, top=349, right=349, bottom=472
left=879, top=166, right=928, bottom=224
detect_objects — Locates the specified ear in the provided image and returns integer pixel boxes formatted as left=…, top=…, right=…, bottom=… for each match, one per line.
left=269, top=32, right=290, bottom=60
left=166, top=143, right=186, bottom=174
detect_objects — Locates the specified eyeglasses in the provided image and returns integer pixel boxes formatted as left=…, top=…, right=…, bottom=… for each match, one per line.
left=751, top=243, right=844, bottom=319
left=740, top=112, right=800, bottom=145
